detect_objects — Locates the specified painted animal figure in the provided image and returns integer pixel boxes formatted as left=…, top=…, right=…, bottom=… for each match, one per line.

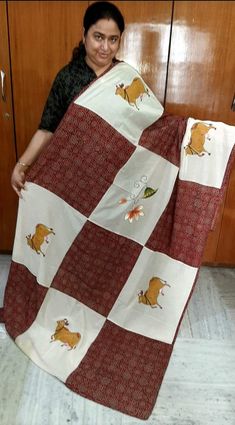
left=51, top=319, right=81, bottom=350
left=185, top=122, right=216, bottom=156
left=138, top=277, right=171, bottom=309
left=26, top=223, right=55, bottom=256
left=115, top=77, right=150, bottom=110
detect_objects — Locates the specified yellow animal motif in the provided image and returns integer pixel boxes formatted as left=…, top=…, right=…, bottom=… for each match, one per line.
left=185, top=122, right=216, bottom=156
left=138, top=277, right=171, bottom=309
left=115, top=77, right=150, bottom=110
left=51, top=319, right=81, bottom=350
left=26, top=223, right=55, bottom=257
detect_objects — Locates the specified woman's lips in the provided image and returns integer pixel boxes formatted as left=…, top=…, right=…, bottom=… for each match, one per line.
left=99, top=53, right=109, bottom=58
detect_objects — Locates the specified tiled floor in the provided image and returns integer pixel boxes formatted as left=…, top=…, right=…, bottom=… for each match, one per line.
left=0, top=255, right=235, bottom=425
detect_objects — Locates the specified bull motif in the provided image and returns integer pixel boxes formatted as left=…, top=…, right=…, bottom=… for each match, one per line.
left=185, top=122, right=216, bottom=156
left=26, top=223, right=55, bottom=257
left=51, top=319, right=81, bottom=350
left=115, top=77, right=150, bottom=110
left=138, top=277, right=171, bottom=309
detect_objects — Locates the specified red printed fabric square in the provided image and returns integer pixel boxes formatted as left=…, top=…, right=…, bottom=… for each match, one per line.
left=27, top=105, right=135, bottom=216
left=139, top=114, right=187, bottom=167
left=146, top=180, right=221, bottom=267
left=51, top=221, right=142, bottom=316
left=66, top=320, right=172, bottom=420
left=4, top=262, right=47, bottom=339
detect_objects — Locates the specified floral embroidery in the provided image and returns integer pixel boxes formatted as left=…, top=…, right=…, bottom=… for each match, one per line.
left=125, top=205, right=144, bottom=223
left=119, top=197, right=128, bottom=204
left=118, top=175, right=158, bottom=223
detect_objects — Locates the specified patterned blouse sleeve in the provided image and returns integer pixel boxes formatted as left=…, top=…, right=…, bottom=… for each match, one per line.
left=38, top=68, right=68, bottom=133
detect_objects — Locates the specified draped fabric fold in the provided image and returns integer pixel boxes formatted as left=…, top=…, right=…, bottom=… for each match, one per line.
left=3, top=62, right=235, bottom=419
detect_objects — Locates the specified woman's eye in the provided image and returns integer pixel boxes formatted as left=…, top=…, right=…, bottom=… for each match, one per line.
left=95, top=34, right=102, bottom=41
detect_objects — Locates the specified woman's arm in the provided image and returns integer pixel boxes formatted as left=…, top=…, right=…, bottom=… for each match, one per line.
left=11, top=129, right=53, bottom=197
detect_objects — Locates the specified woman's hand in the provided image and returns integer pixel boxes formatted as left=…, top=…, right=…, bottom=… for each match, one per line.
left=10, top=129, right=53, bottom=198
left=11, top=163, right=28, bottom=198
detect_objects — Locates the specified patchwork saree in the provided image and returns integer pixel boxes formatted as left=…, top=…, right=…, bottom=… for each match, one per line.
left=2, top=62, right=235, bottom=419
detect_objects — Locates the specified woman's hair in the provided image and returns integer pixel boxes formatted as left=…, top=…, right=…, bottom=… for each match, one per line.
left=83, top=1, right=125, bottom=35
left=72, top=1, right=125, bottom=62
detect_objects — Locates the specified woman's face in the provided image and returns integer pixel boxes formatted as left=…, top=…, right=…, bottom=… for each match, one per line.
left=83, top=18, right=121, bottom=74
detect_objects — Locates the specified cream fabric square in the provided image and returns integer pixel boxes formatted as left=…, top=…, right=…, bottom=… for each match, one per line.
left=89, top=146, right=178, bottom=245
left=16, top=288, right=106, bottom=382
left=179, top=118, right=235, bottom=188
left=12, top=182, right=87, bottom=287
left=108, top=248, right=197, bottom=344
left=74, top=62, right=163, bottom=145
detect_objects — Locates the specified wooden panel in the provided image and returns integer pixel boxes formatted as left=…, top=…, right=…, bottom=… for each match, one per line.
left=113, top=1, right=173, bottom=103
left=0, top=1, right=18, bottom=251
left=165, top=1, right=235, bottom=124
left=8, top=1, right=89, bottom=156
left=165, top=1, right=235, bottom=264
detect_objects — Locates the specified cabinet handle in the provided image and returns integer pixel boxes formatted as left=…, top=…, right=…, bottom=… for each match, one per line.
left=1, top=69, right=6, bottom=101
left=231, top=93, right=235, bottom=111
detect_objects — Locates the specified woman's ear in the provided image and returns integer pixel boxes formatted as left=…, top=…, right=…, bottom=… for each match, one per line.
left=82, top=28, right=86, bottom=44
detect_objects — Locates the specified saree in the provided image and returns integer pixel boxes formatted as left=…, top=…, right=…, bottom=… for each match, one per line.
left=2, top=62, right=235, bottom=419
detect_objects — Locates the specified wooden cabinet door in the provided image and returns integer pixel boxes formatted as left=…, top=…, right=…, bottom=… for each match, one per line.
left=7, top=0, right=89, bottom=157
left=113, top=1, right=173, bottom=104
left=165, top=0, right=235, bottom=264
left=0, top=2, right=18, bottom=251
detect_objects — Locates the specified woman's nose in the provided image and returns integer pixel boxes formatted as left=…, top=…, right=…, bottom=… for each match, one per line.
left=101, top=39, right=109, bottom=51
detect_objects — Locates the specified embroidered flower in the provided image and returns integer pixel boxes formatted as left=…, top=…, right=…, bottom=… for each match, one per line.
left=119, top=197, right=128, bottom=204
left=125, top=205, right=144, bottom=223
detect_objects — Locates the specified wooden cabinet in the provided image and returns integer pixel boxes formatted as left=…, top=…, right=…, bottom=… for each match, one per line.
left=0, top=0, right=235, bottom=264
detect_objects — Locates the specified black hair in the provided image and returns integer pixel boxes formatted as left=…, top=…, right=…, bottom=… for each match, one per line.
left=83, top=1, right=125, bottom=35
left=71, top=1, right=125, bottom=62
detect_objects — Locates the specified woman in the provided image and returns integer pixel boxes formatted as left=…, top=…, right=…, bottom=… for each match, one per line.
left=11, top=1, right=125, bottom=197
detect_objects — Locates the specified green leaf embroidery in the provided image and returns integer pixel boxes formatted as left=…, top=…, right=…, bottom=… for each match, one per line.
left=142, top=187, right=158, bottom=199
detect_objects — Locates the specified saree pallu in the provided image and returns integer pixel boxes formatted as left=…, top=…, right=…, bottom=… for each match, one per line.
left=3, top=62, right=235, bottom=419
